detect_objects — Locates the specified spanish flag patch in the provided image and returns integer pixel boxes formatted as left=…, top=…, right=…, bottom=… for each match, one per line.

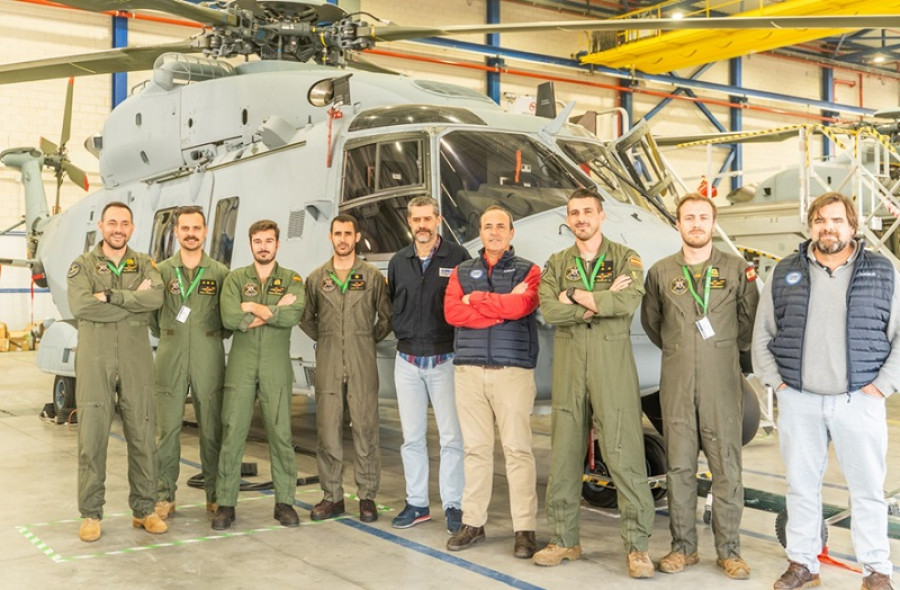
left=745, top=267, right=758, bottom=282
left=629, top=256, right=643, bottom=269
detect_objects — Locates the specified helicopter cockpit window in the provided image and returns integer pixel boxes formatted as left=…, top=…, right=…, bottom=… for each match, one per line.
left=438, top=131, right=582, bottom=243
left=149, top=207, right=178, bottom=262
left=342, top=139, right=424, bottom=202
left=210, top=197, right=239, bottom=267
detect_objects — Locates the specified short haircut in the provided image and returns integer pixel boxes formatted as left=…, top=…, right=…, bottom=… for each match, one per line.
left=101, top=201, right=133, bottom=221
left=174, top=205, right=206, bottom=226
left=676, top=192, right=717, bottom=221
left=248, top=219, right=279, bottom=241
left=480, top=205, right=514, bottom=229
left=407, top=196, right=439, bottom=217
left=568, top=187, right=604, bottom=211
left=807, top=192, right=858, bottom=233
left=331, top=214, right=360, bottom=234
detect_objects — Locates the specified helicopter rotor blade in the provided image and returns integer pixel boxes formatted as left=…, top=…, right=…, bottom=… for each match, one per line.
left=368, top=15, right=900, bottom=42
left=0, top=41, right=196, bottom=86
left=60, top=77, right=74, bottom=149
left=39, top=137, right=58, bottom=156
left=45, top=0, right=239, bottom=27
left=62, top=161, right=91, bottom=192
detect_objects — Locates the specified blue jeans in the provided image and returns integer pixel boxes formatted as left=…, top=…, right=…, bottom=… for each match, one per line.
left=394, top=354, right=464, bottom=510
left=777, top=386, right=891, bottom=576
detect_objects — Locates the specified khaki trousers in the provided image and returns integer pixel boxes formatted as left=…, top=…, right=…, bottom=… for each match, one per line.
left=454, top=365, right=537, bottom=532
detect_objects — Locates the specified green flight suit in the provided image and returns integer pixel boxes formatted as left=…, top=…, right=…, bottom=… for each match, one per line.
left=150, top=252, right=230, bottom=505
left=641, top=248, right=759, bottom=559
left=216, top=263, right=305, bottom=506
left=299, top=258, right=392, bottom=502
left=539, top=239, right=654, bottom=552
left=67, top=243, right=164, bottom=519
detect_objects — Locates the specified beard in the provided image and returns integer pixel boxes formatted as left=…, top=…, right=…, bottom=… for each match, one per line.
left=253, top=251, right=274, bottom=264
left=682, top=230, right=712, bottom=249
left=813, top=234, right=848, bottom=255
left=414, top=228, right=434, bottom=243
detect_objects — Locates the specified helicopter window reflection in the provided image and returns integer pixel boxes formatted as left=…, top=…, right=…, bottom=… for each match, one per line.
left=149, top=207, right=178, bottom=262
left=83, top=231, right=97, bottom=254
left=438, top=131, right=582, bottom=243
left=210, top=197, right=239, bottom=267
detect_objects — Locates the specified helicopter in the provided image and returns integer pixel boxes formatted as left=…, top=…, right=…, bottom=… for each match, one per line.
left=3, top=0, right=894, bottom=506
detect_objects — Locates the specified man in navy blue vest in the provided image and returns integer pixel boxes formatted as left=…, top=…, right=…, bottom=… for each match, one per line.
left=753, top=192, right=900, bottom=590
left=443, top=205, right=541, bottom=559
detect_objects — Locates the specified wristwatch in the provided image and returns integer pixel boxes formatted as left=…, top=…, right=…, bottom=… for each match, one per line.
left=566, top=287, right=577, bottom=304
left=104, top=289, right=112, bottom=303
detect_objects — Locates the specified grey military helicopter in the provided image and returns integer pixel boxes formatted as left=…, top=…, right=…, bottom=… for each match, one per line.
left=3, top=0, right=893, bottom=506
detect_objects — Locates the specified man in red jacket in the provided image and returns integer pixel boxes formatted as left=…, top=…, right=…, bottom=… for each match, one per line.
left=443, top=205, right=541, bottom=559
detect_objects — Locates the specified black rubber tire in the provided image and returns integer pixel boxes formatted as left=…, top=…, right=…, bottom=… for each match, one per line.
left=641, top=391, right=664, bottom=436
left=53, top=375, right=76, bottom=423
left=774, top=509, right=828, bottom=550
left=582, top=431, right=669, bottom=508
left=741, top=375, right=761, bottom=446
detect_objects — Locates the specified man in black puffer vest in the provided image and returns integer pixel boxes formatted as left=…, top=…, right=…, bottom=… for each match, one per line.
left=443, top=205, right=541, bottom=560
left=753, top=192, right=900, bottom=590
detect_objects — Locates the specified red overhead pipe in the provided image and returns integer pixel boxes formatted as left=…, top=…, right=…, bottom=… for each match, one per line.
left=16, top=0, right=203, bottom=29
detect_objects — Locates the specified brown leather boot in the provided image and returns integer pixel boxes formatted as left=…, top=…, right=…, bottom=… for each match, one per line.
left=310, top=499, right=345, bottom=521
left=132, top=513, right=168, bottom=534
left=532, top=543, right=582, bottom=566
left=658, top=551, right=699, bottom=573
left=513, top=531, right=536, bottom=559
left=717, top=556, right=751, bottom=580
left=627, top=551, right=655, bottom=579
left=79, top=518, right=101, bottom=542
left=773, top=561, right=820, bottom=589
left=154, top=500, right=175, bottom=520
left=862, top=571, right=894, bottom=590
left=446, top=525, right=485, bottom=551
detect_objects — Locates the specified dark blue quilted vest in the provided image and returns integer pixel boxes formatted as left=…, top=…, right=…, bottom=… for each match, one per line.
left=453, top=248, right=538, bottom=369
left=769, top=240, right=894, bottom=391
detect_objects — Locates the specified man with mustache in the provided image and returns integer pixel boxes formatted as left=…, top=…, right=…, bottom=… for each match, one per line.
left=67, top=201, right=165, bottom=542
left=150, top=206, right=230, bottom=522
left=535, top=188, right=654, bottom=577
left=387, top=196, right=470, bottom=533
left=211, top=219, right=306, bottom=530
left=753, top=192, right=900, bottom=590
left=641, top=194, right=759, bottom=579
left=301, top=214, right=392, bottom=523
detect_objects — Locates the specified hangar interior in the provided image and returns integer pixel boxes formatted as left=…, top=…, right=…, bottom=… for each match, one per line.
left=1, top=0, right=900, bottom=588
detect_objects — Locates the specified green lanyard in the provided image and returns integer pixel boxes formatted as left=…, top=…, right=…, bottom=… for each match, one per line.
left=329, top=271, right=350, bottom=294
left=575, top=255, right=605, bottom=291
left=106, top=260, right=126, bottom=277
left=682, top=265, right=712, bottom=315
left=174, top=266, right=205, bottom=302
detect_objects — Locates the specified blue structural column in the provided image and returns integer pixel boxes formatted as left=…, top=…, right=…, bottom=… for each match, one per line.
left=729, top=57, right=743, bottom=193
left=486, top=0, right=500, bottom=104
left=111, top=15, right=128, bottom=107
left=821, top=67, right=835, bottom=159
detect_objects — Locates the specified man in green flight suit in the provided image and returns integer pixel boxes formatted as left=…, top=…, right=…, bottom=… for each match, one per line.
left=534, top=188, right=656, bottom=578
left=300, top=214, right=392, bottom=523
left=67, top=201, right=166, bottom=542
left=150, top=206, right=230, bottom=521
left=211, top=219, right=306, bottom=530
left=641, top=194, right=759, bottom=579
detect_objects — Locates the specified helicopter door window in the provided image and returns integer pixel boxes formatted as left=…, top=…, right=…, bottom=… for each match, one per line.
left=149, top=207, right=178, bottom=262
left=342, top=195, right=414, bottom=259
left=210, top=197, right=239, bottom=268
left=83, top=230, right=97, bottom=253
left=342, top=139, right=425, bottom=202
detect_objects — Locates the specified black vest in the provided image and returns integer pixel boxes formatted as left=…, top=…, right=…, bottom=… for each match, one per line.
left=453, top=248, right=539, bottom=369
left=769, top=240, right=894, bottom=391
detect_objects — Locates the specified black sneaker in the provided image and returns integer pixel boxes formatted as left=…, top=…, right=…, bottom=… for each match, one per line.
left=445, top=507, right=462, bottom=534
left=392, top=503, right=431, bottom=529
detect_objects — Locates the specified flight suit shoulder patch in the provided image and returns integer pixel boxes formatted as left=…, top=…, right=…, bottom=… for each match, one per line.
left=745, top=266, right=758, bottom=282
left=67, top=262, right=81, bottom=279
left=629, top=255, right=643, bottom=269
left=198, top=279, right=217, bottom=295
left=292, top=274, right=302, bottom=282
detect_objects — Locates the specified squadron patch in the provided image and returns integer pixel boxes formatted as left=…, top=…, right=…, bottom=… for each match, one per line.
left=670, top=277, right=688, bottom=295
left=565, top=266, right=580, bottom=281
left=96, top=262, right=111, bottom=275
left=242, top=282, right=259, bottom=297
left=122, top=258, right=139, bottom=273
left=745, top=267, right=758, bottom=282
left=168, top=279, right=181, bottom=295
left=67, top=262, right=81, bottom=279
left=322, top=277, right=336, bottom=292
left=198, top=279, right=218, bottom=296
left=348, top=273, right=366, bottom=291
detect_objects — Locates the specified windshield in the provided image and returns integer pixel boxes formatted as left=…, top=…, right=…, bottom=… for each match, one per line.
left=558, top=139, right=674, bottom=225
left=438, top=131, right=584, bottom=243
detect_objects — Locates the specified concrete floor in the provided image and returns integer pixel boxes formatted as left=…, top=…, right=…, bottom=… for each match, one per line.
left=2, top=351, right=900, bottom=589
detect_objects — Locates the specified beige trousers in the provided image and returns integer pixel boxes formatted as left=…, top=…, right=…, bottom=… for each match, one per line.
left=454, top=365, right=538, bottom=532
